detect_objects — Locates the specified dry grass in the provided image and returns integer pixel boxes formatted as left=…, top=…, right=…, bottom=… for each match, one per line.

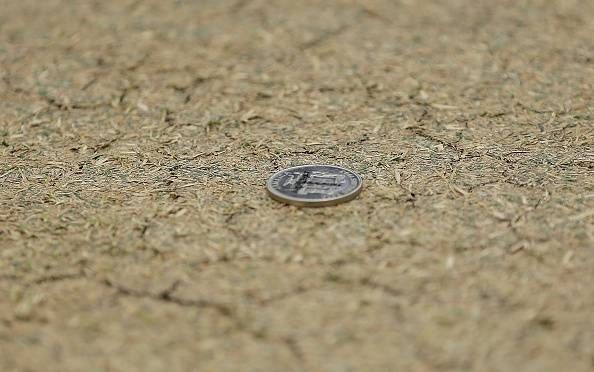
left=1, top=0, right=593, bottom=371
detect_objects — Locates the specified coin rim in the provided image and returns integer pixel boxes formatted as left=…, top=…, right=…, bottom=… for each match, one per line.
left=266, top=164, right=363, bottom=207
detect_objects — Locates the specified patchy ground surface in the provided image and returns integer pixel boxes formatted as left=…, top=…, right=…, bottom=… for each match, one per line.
left=1, top=0, right=593, bottom=371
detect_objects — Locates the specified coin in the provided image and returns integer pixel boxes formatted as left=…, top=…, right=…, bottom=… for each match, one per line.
left=266, top=165, right=362, bottom=207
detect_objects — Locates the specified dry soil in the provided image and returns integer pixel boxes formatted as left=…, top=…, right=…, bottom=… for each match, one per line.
left=1, top=0, right=593, bottom=371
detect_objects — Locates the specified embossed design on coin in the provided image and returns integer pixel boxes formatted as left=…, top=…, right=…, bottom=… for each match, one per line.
left=267, top=165, right=362, bottom=207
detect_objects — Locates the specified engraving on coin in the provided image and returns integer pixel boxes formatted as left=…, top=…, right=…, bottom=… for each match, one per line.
left=267, top=165, right=362, bottom=207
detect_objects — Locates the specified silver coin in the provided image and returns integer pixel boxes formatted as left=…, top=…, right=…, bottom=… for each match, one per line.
left=266, top=165, right=362, bottom=207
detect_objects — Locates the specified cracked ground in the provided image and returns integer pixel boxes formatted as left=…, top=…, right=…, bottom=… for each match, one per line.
left=1, top=0, right=593, bottom=371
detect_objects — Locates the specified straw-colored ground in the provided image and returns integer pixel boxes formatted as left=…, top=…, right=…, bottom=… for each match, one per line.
left=1, top=0, right=593, bottom=371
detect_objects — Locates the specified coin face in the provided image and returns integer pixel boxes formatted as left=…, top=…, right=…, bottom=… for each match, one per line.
left=266, top=165, right=362, bottom=207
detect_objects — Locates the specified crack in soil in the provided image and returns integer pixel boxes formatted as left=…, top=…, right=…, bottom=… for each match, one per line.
left=101, top=278, right=306, bottom=363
